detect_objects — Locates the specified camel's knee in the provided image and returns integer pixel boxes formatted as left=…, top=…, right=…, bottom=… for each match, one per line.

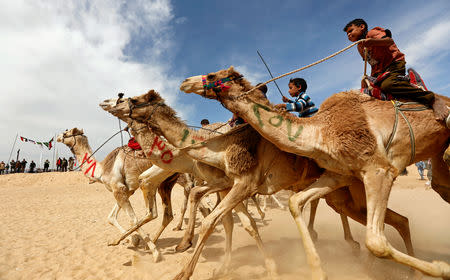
left=365, top=233, right=391, bottom=258
left=289, top=193, right=306, bottom=216
left=107, top=216, right=116, bottom=226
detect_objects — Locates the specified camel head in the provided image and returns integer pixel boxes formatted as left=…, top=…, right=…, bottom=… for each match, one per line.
left=56, top=128, right=85, bottom=148
left=100, top=89, right=180, bottom=135
left=100, top=89, right=165, bottom=122
left=180, top=66, right=267, bottom=101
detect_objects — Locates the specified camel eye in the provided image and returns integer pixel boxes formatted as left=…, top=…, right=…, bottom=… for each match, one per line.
left=207, top=74, right=216, bottom=80
left=130, top=98, right=138, bottom=104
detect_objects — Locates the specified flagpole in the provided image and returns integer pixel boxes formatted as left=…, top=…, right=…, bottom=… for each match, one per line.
left=52, top=133, right=57, bottom=171
left=7, top=133, right=18, bottom=165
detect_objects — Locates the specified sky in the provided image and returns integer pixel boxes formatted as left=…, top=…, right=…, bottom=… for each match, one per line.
left=1, top=0, right=449, bottom=168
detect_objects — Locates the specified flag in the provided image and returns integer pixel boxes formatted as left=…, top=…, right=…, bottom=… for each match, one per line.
left=19, top=135, right=54, bottom=150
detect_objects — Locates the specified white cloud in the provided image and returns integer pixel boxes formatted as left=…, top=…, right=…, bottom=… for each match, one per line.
left=0, top=0, right=182, bottom=164
left=402, top=20, right=450, bottom=67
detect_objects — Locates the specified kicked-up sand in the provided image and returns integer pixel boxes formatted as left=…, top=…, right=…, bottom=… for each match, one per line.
left=0, top=165, right=448, bottom=280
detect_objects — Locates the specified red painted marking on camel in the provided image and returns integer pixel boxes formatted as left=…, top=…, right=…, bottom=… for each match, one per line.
left=81, top=153, right=97, bottom=177
left=147, top=136, right=174, bottom=164
left=192, top=135, right=205, bottom=141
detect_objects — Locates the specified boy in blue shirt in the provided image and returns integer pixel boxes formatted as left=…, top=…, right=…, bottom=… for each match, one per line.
left=275, top=78, right=318, bottom=117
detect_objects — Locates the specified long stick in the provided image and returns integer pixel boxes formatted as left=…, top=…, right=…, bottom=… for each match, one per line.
left=7, top=133, right=18, bottom=165
left=257, top=50, right=285, bottom=99
left=246, top=40, right=363, bottom=95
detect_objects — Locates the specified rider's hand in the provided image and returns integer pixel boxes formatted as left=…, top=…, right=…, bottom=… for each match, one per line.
left=361, top=76, right=368, bottom=89
left=274, top=104, right=286, bottom=110
left=282, top=96, right=290, bottom=103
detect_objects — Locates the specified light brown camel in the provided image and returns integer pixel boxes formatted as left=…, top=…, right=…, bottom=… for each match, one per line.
left=100, top=102, right=282, bottom=275
left=57, top=128, right=212, bottom=261
left=180, top=66, right=450, bottom=279
left=57, top=128, right=179, bottom=262
left=101, top=90, right=417, bottom=280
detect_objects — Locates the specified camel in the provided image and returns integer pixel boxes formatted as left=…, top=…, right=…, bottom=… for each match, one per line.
left=444, top=145, right=450, bottom=168
left=56, top=128, right=181, bottom=262
left=179, top=66, right=450, bottom=279
left=100, top=101, right=285, bottom=275
left=101, top=90, right=417, bottom=280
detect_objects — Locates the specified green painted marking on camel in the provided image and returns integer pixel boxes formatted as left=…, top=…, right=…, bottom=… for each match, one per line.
left=191, top=139, right=195, bottom=144
left=269, top=115, right=283, bottom=127
left=180, top=129, right=189, bottom=145
left=252, top=103, right=272, bottom=127
left=286, top=119, right=303, bottom=141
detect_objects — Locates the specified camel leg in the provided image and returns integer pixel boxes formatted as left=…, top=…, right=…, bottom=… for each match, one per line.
left=307, top=199, right=319, bottom=242
left=108, top=183, right=160, bottom=246
left=270, top=194, right=285, bottom=210
left=431, top=152, right=450, bottom=203
left=252, top=195, right=265, bottom=220
left=176, top=185, right=226, bottom=252
left=173, top=183, right=190, bottom=231
left=363, top=166, right=450, bottom=278
left=151, top=173, right=178, bottom=243
left=261, top=194, right=268, bottom=212
left=289, top=171, right=353, bottom=280
left=213, top=191, right=234, bottom=276
left=107, top=203, right=126, bottom=232
left=174, top=183, right=278, bottom=280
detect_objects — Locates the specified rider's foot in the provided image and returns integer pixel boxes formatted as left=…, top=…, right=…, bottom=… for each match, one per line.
left=432, top=97, right=449, bottom=121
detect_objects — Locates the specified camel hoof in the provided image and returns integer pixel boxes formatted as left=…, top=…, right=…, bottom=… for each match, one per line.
left=432, top=260, right=450, bottom=279
left=107, top=239, right=121, bottom=246
left=309, top=228, right=319, bottom=242
left=175, top=241, right=192, bottom=253
left=265, top=258, right=279, bottom=280
left=311, top=269, right=328, bottom=280
left=213, top=265, right=229, bottom=278
left=152, top=250, right=162, bottom=263
left=131, top=234, right=141, bottom=247
left=173, top=271, right=189, bottom=280
left=348, top=240, right=361, bottom=256
left=172, top=226, right=182, bottom=231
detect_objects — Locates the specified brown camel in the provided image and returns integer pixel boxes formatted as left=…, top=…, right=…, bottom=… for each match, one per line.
left=101, top=90, right=417, bottom=280
left=179, top=66, right=450, bottom=279
left=99, top=102, right=284, bottom=275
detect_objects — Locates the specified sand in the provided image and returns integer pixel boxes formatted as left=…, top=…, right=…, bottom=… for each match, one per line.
left=0, top=165, right=448, bottom=280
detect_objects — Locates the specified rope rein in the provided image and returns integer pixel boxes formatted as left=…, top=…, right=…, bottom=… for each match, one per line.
left=385, top=101, right=428, bottom=164
left=242, top=39, right=365, bottom=96
left=72, top=129, right=125, bottom=172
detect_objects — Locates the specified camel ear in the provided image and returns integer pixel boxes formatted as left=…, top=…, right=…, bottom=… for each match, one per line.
left=227, top=66, right=235, bottom=74
left=80, top=129, right=84, bottom=134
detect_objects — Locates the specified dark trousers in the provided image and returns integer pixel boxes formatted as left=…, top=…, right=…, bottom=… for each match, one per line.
left=379, top=60, right=435, bottom=106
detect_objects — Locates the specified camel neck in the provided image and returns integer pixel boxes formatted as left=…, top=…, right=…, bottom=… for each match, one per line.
left=70, top=138, right=103, bottom=180
left=129, top=124, right=194, bottom=174
left=221, top=91, right=322, bottom=158
left=148, top=112, right=210, bottom=149
left=145, top=112, right=228, bottom=170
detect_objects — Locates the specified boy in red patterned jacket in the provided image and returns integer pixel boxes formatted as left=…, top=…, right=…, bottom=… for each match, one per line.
left=343, top=18, right=448, bottom=121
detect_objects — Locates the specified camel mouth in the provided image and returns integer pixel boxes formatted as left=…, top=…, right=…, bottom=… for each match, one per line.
left=99, top=99, right=117, bottom=111
left=180, top=76, right=203, bottom=94
left=56, top=135, right=64, bottom=142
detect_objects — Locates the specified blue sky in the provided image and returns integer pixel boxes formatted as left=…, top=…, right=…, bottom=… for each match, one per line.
left=1, top=0, right=449, bottom=167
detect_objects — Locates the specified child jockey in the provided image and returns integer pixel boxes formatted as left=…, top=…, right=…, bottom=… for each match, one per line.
left=343, top=18, right=449, bottom=121
left=275, top=78, right=318, bottom=117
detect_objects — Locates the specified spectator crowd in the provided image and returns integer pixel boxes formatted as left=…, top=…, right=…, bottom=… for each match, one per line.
left=0, top=157, right=76, bottom=174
